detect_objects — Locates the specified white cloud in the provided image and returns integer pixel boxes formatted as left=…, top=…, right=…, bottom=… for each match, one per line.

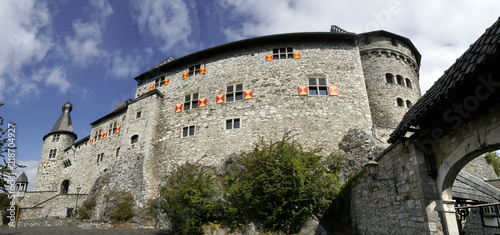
left=65, top=0, right=113, bottom=66
left=131, top=0, right=193, bottom=53
left=217, top=0, right=500, bottom=93
left=107, top=50, right=146, bottom=79
left=0, top=0, right=52, bottom=101
left=31, top=67, right=71, bottom=94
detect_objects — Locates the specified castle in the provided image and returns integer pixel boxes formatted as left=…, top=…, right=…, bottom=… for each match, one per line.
left=18, top=26, right=422, bottom=221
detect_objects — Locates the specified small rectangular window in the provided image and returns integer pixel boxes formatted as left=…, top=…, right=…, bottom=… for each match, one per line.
left=136, top=111, right=142, bottom=118
left=188, top=64, right=205, bottom=76
left=308, top=78, right=328, bottom=96
left=226, top=118, right=241, bottom=130
left=52, top=134, right=60, bottom=142
left=272, top=47, right=293, bottom=60
left=227, top=84, right=243, bottom=102
left=49, top=149, right=57, bottom=158
left=182, top=125, right=196, bottom=137
left=184, top=92, right=199, bottom=110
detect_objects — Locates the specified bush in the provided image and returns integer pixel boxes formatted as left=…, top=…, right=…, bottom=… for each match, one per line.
left=223, top=134, right=344, bottom=233
left=107, top=192, right=134, bottom=223
left=78, top=198, right=95, bottom=220
left=485, top=152, right=500, bottom=177
left=160, top=162, right=223, bottom=235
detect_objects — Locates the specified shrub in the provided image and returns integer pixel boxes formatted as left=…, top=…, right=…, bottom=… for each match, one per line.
left=485, top=152, right=500, bottom=177
left=108, top=192, right=134, bottom=223
left=78, top=197, right=95, bottom=220
left=223, top=134, right=344, bottom=233
left=160, top=162, right=223, bottom=235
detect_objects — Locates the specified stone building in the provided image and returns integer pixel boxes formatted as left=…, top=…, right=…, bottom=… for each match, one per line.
left=21, top=26, right=424, bottom=222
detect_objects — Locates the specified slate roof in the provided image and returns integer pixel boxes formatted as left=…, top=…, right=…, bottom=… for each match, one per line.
left=453, top=170, right=500, bottom=203
left=16, top=172, right=28, bottom=184
left=388, top=17, right=500, bottom=143
left=43, top=101, right=77, bottom=141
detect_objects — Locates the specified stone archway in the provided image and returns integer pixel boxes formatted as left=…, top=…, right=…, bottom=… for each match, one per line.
left=60, top=179, right=69, bottom=194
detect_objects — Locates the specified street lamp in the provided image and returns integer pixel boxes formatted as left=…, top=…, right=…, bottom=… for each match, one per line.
left=74, top=185, right=81, bottom=218
left=364, top=157, right=398, bottom=194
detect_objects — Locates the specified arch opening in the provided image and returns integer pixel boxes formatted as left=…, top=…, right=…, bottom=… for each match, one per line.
left=60, top=179, right=69, bottom=194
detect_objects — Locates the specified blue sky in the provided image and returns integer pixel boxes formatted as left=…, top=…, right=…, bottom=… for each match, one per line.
left=1, top=0, right=499, bottom=190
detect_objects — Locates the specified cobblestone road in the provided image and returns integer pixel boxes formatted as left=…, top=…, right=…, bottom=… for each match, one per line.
left=0, top=226, right=173, bottom=235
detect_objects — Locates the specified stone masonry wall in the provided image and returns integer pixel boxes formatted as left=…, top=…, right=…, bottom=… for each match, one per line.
left=142, top=41, right=375, bottom=202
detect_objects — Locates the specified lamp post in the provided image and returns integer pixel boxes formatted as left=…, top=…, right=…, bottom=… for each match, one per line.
left=74, top=185, right=81, bottom=218
left=364, top=157, right=398, bottom=194
left=15, top=195, right=24, bottom=228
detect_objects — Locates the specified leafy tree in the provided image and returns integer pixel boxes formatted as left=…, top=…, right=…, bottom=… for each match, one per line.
left=0, top=103, right=24, bottom=194
left=485, top=152, right=500, bottom=177
left=223, top=134, right=344, bottom=233
left=160, top=161, right=223, bottom=235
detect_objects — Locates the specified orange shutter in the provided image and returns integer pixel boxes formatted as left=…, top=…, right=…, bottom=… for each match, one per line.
left=198, top=98, right=207, bottom=107
left=329, top=86, right=339, bottom=96
left=293, top=52, right=301, bottom=59
left=89, top=138, right=94, bottom=144
left=116, top=125, right=121, bottom=133
left=99, top=132, right=104, bottom=140
left=298, top=86, right=308, bottom=95
left=103, top=131, right=108, bottom=138
left=244, top=90, right=253, bottom=99
left=200, top=68, right=206, bottom=74
left=149, top=84, right=155, bottom=91
left=216, top=94, right=225, bottom=104
left=182, top=73, right=189, bottom=79
left=164, top=79, right=170, bottom=85
left=175, top=104, right=183, bottom=113
left=266, top=55, right=273, bottom=61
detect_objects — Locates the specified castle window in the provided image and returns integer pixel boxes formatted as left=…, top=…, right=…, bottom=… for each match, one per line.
left=397, top=98, right=404, bottom=107
left=406, top=100, right=412, bottom=108
left=60, top=180, right=69, bottom=194
left=108, top=121, right=117, bottom=136
left=116, top=147, right=120, bottom=157
left=405, top=78, right=413, bottom=89
left=97, top=153, right=104, bottom=162
left=272, top=47, right=294, bottom=60
left=52, top=134, right=60, bottom=142
left=385, top=73, right=394, bottom=83
left=227, top=84, right=243, bottom=102
left=49, top=149, right=57, bottom=158
left=155, top=76, right=166, bottom=88
left=63, top=159, right=72, bottom=168
left=188, top=63, right=206, bottom=76
left=182, top=126, right=195, bottom=137
left=184, top=92, right=199, bottom=110
left=94, top=129, right=102, bottom=143
left=396, top=75, right=404, bottom=86
left=226, top=118, right=241, bottom=130
left=131, top=135, right=139, bottom=144
left=308, top=78, right=328, bottom=95
left=136, top=111, right=142, bottom=119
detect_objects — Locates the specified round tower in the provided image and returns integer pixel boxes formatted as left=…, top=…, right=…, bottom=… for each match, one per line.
left=358, top=31, right=422, bottom=141
left=33, top=101, right=77, bottom=191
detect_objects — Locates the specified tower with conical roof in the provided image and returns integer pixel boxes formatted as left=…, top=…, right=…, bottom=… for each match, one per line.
left=33, top=101, right=77, bottom=191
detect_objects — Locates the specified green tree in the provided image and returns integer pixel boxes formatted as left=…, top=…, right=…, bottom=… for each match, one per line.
left=485, top=152, right=500, bottom=177
left=223, top=134, right=344, bottom=233
left=160, top=161, right=223, bottom=235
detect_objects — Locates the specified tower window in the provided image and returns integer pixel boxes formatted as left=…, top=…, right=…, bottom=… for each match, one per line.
left=396, top=75, right=404, bottom=86
left=405, top=78, right=413, bottom=89
left=226, top=118, right=241, bottom=130
left=116, top=147, right=120, bottom=157
left=184, top=92, right=199, bottom=110
left=97, top=153, right=104, bottom=162
left=308, top=78, right=328, bottom=95
left=155, top=76, right=166, bottom=88
left=63, top=159, right=72, bottom=168
left=49, top=149, right=57, bottom=158
left=131, top=135, right=139, bottom=144
left=272, top=47, right=294, bottom=60
left=182, top=126, right=195, bottom=137
left=227, top=84, right=243, bottom=102
left=406, top=100, right=412, bottom=108
left=136, top=111, right=142, bottom=119
left=52, top=134, right=60, bottom=142
left=397, top=98, right=404, bottom=107
left=385, top=73, right=394, bottom=83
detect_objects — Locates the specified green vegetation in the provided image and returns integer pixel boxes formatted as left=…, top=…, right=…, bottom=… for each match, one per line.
left=77, top=197, right=95, bottom=219
left=108, top=192, right=134, bottom=223
left=485, top=152, right=500, bottom=177
left=161, top=162, right=223, bottom=235
left=159, top=134, right=345, bottom=234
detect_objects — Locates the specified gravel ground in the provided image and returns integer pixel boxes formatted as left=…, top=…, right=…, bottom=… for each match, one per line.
left=0, top=226, right=173, bottom=235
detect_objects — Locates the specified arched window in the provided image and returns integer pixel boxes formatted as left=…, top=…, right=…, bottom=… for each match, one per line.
left=396, top=75, right=404, bottom=86
left=385, top=73, right=394, bottom=83
left=406, top=100, right=412, bottom=108
left=131, top=135, right=139, bottom=144
left=60, top=180, right=69, bottom=194
left=397, top=98, right=404, bottom=107
left=405, top=78, right=412, bottom=89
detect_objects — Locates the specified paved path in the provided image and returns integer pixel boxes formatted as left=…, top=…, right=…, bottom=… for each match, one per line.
left=0, top=226, right=173, bottom=235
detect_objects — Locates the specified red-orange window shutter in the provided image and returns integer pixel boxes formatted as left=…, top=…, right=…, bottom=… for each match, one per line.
left=175, top=104, right=183, bottom=113
left=244, top=90, right=253, bottom=99
left=298, top=86, right=308, bottom=95
left=216, top=94, right=225, bottom=104
left=329, top=86, right=339, bottom=96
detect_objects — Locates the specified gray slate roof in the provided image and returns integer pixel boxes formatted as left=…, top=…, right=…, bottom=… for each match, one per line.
left=453, top=170, right=500, bottom=203
left=389, top=17, right=500, bottom=143
left=16, top=172, right=28, bottom=184
left=50, top=101, right=74, bottom=133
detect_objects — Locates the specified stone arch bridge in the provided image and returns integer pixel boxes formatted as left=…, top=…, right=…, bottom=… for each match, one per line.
left=352, top=17, right=500, bottom=234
